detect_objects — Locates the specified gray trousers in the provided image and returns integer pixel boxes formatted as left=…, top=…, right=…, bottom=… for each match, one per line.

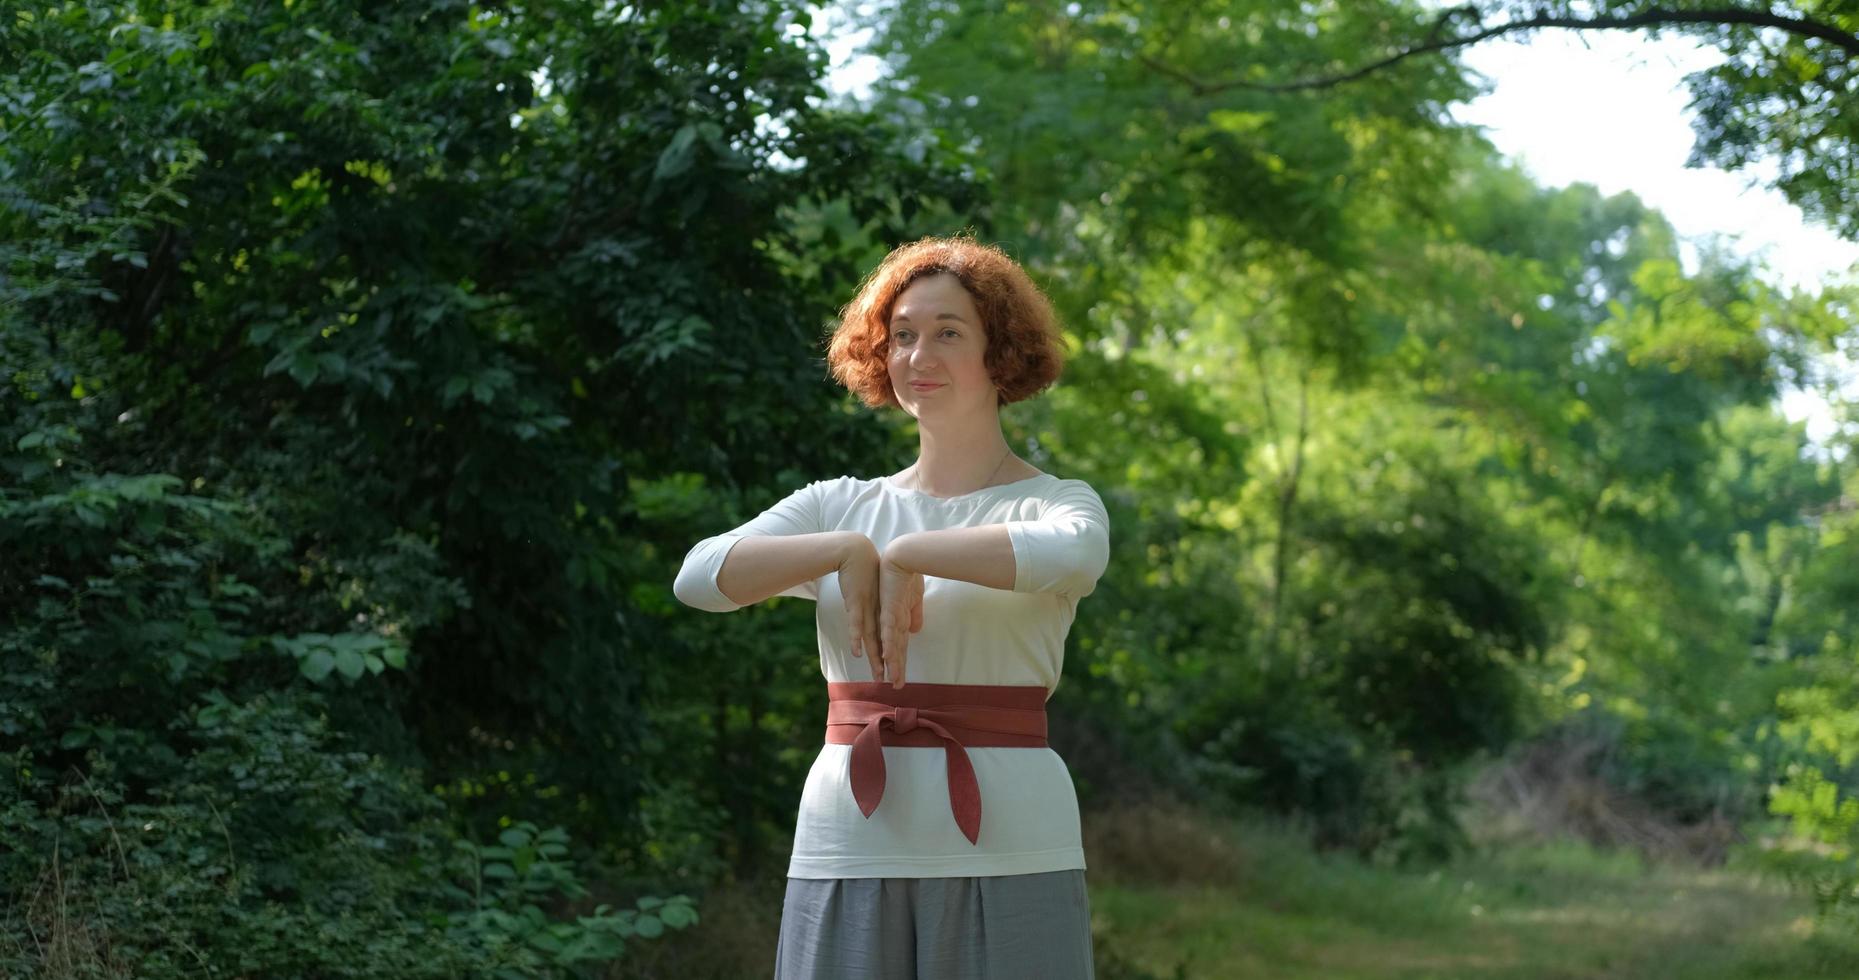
left=773, top=869, right=1095, bottom=979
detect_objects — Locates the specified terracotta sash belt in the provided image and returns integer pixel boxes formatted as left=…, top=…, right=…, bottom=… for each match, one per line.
left=824, top=681, right=1049, bottom=846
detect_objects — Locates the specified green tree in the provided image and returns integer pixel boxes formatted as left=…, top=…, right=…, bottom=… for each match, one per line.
left=2, top=0, right=967, bottom=972
left=843, top=0, right=1856, bottom=869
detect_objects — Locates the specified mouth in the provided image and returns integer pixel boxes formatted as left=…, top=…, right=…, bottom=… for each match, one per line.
left=909, top=382, right=944, bottom=391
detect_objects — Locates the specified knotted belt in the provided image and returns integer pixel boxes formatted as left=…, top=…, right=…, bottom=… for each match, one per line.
left=824, top=681, right=1049, bottom=846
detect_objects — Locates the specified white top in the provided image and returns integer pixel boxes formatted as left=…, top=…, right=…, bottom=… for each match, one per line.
left=672, top=471, right=1111, bottom=878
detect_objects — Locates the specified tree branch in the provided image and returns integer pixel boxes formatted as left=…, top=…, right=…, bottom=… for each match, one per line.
left=1141, top=6, right=1859, bottom=97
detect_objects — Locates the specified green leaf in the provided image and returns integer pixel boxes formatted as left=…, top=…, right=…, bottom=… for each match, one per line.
left=652, top=125, right=700, bottom=184
left=288, top=351, right=320, bottom=386
left=659, top=902, right=698, bottom=929
left=335, top=648, right=365, bottom=679
left=300, top=650, right=336, bottom=682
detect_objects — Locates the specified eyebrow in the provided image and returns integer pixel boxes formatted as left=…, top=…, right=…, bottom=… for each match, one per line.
left=891, top=313, right=970, bottom=325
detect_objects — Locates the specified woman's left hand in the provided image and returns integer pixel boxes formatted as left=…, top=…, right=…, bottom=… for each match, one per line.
left=876, top=550, right=925, bottom=689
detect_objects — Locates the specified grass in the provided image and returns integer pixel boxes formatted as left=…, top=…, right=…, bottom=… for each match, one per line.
left=616, top=798, right=1859, bottom=979
left=1085, top=801, right=1859, bottom=980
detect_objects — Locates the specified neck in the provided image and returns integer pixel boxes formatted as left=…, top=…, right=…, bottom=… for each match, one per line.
left=906, top=413, right=1014, bottom=497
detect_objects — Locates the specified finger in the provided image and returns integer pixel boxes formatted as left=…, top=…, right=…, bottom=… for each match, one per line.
left=892, top=632, right=907, bottom=690
left=843, top=584, right=864, bottom=658
left=883, top=609, right=906, bottom=689
left=880, top=609, right=896, bottom=686
left=867, top=599, right=884, bottom=682
left=850, top=597, right=881, bottom=680
left=862, top=620, right=882, bottom=681
left=881, top=606, right=896, bottom=691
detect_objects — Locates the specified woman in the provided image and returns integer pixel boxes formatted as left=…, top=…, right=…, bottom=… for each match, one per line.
left=673, top=235, right=1110, bottom=978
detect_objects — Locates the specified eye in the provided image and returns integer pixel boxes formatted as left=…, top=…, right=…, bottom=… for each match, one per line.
left=941, top=328, right=959, bottom=339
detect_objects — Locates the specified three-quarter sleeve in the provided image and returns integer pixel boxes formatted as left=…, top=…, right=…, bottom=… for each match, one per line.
left=1003, top=480, right=1111, bottom=598
left=673, top=479, right=832, bottom=613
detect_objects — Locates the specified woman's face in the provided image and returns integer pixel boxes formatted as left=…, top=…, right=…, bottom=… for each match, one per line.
left=887, top=272, right=995, bottom=419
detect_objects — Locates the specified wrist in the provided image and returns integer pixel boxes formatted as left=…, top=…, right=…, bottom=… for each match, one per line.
left=837, top=531, right=877, bottom=567
left=882, top=531, right=920, bottom=573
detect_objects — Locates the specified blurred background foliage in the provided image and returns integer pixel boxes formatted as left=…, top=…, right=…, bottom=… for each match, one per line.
left=4, top=0, right=1858, bottom=976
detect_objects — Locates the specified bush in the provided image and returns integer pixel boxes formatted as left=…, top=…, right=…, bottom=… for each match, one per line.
left=1, top=690, right=694, bottom=979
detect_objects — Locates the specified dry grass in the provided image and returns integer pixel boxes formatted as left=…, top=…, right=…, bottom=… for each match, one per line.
left=605, top=869, right=788, bottom=980
left=1083, top=794, right=1250, bottom=888
left=1463, top=732, right=1746, bottom=868
left=3, top=840, right=137, bottom=980
left=603, top=795, right=1233, bottom=978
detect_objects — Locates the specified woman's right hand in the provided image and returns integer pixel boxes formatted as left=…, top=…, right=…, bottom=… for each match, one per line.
left=837, top=535, right=887, bottom=683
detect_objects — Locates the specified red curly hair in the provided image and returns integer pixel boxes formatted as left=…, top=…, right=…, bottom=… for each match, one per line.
left=826, top=235, right=1066, bottom=411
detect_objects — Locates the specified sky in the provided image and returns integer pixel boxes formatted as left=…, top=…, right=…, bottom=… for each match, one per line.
left=1452, top=30, right=1859, bottom=294
left=1446, top=29, right=1857, bottom=455
left=817, top=9, right=1855, bottom=453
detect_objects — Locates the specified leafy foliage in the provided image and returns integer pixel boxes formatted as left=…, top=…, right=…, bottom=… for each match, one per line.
left=854, top=0, right=1858, bottom=877
left=2, top=0, right=963, bottom=972
left=6, top=0, right=1859, bottom=968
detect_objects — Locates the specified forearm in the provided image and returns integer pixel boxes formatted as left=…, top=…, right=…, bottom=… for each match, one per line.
left=716, top=530, right=868, bottom=607
left=882, top=525, right=1015, bottom=591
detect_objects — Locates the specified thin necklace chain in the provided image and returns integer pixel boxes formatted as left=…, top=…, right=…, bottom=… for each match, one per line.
left=911, top=444, right=1014, bottom=495
left=982, top=444, right=1013, bottom=487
